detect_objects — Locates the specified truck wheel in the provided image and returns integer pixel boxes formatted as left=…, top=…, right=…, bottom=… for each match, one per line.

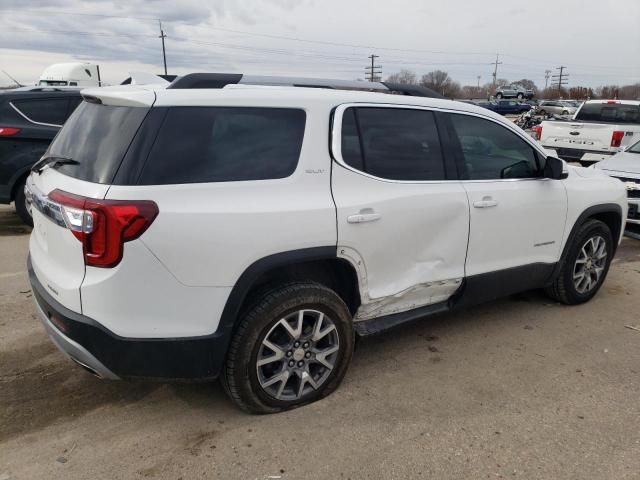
left=222, top=282, right=354, bottom=413
left=14, top=178, right=33, bottom=227
left=546, top=219, right=613, bottom=305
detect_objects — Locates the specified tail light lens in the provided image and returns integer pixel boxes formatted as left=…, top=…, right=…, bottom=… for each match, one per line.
left=532, top=125, right=543, bottom=141
left=0, top=127, right=21, bottom=136
left=48, top=190, right=158, bottom=268
left=611, top=131, right=624, bottom=148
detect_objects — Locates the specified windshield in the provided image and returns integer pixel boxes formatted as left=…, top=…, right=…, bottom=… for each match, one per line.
left=575, top=102, right=640, bottom=124
left=47, top=101, right=149, bottom=184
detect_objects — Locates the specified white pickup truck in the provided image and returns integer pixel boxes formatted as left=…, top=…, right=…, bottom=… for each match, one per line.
left=536, top=100, right=640, bottom=166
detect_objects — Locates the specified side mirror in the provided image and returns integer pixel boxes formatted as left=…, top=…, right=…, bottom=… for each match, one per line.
left=544, top=156, right=568, bottom=180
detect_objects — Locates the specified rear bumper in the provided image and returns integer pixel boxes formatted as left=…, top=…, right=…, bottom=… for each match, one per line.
left=28, top=256, right=231, bottom=381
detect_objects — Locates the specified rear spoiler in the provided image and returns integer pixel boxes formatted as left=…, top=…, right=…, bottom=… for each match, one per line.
left=80, top=86, right=156, bottom=107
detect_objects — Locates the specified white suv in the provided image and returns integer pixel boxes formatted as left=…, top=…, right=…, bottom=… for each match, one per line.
left=26, top=75, right=627, bottom=413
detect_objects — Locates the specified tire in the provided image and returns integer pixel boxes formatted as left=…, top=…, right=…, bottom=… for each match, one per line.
left=221, top=282, right=354, bottom=414
left=14, top=178, right=33, bottom=227
left=538, top=109, right=546, bottom=116
left=546, top=219, right=614, bottom=305
left=495, top=92, right=503, bottom=99
left=562, top=110, right=569, bottom=115
left=517, top=93, right=524, bottom=100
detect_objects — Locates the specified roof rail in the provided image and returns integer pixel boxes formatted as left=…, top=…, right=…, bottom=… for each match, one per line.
left=166, top=73, right=444, bottom=99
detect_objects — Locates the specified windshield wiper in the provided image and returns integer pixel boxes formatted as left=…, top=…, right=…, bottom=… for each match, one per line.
left=32, top=155, right=79, bottom=174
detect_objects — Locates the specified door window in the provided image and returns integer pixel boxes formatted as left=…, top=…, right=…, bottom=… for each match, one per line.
left=12, top=97, right=70, bottom=125
left=448, top=113, right=541, bottom=180
left=339, top=107, right=446, bottom=181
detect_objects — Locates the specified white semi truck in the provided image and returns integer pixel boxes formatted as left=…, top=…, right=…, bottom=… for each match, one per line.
left=38, top=63, right=102, bottom=87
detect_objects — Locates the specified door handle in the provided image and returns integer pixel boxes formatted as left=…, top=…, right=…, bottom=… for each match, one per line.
left=473, top=197, right=498, bottom=208
left=347, top=209, right=381, bottom=224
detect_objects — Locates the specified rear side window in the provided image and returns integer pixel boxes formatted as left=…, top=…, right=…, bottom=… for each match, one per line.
left=575, top=103, right=640, bottom=124
left=448, top=113, right=540, bottom=180
left=138, top=107, right=306, bottom=184
left=339, top=107, right=445, bottom=181
left=12, top=98, right=70, bottom=125
left=49, top=101, right=150, bottom=184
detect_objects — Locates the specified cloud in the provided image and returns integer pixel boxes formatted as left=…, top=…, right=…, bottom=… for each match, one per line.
left=0, top=0, right=638, bottom=88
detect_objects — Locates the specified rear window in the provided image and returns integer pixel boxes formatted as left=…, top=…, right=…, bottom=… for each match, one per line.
left=49, top=101, right=149, bottom=184
left=575, top=103, right=640, bottom=124
left=13, top=97, right=70, bottom=125
left=138, top=107, right=306, bottom=185
left=339, top=106, right=445, bottom=181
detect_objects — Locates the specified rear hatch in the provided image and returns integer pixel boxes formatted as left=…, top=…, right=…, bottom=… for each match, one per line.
left=28, top=90, right=153, bottom=312
left=541, top=121, right=617, bottom=153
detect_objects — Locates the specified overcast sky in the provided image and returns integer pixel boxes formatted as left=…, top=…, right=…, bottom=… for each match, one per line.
left=1, top=0, right=639, bottom=88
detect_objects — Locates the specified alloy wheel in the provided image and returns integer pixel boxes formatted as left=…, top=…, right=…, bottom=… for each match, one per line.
left=256, top=309, right=340, bottom=401
left=573, top=235, right=607, bottom=294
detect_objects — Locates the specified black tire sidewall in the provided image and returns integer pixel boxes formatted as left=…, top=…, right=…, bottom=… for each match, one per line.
left=14, top=178, right=33, bottom=227
left=227, top=284, right=354, bottom=412
left=561, top=221, right=613, bottom=303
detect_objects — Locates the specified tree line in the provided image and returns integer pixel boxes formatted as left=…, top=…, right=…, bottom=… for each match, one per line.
left=385, top=69, right=640, bottom=100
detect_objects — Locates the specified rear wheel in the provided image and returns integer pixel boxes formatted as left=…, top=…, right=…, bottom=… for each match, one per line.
left=14, top=178, right=32, bottom=227
left=546, top=219, right=613, bottom=305
left=222, top=282, right=354, bottom=413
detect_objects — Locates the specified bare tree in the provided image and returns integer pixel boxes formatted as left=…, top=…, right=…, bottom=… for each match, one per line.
left=420, top=70, right=461, bottom=98
left=385, top=69, right=417, bottom=85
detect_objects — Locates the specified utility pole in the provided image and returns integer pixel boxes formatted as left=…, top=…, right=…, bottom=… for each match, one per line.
left=476, top=75, right=481, bottom=88
left=364, top=54, right=381, bottom=82
left=490, top=54, right=503, bottom=90
left=550, top=66, right=569, bottom=96
left=544, top=69, right=551, bottom=89
left=159, top=20, right=167, bottom=76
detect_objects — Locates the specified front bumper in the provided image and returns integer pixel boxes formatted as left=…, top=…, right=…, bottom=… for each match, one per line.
left=28, top=256, right=231, bottom=381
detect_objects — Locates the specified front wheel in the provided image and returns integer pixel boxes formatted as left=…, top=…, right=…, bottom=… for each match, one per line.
left=546, top=219, right=614, bottom=305
left=495, top=92, right=503, bottom=99
left=222, top=282, right=354, bottom=413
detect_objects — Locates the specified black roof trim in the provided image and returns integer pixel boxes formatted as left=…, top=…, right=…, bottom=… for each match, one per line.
left=381, top=82, right=444, bottom=99
left=167, top=73, right=243, bottom=89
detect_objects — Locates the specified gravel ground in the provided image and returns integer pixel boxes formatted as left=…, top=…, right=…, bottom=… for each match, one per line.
left=1, top=204, right=639, bottom=480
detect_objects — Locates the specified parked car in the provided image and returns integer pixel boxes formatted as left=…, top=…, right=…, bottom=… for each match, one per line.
left=0, top=86, right=82, bottom=225
left=537, top=100, right=578, bottom=116
left=495, top=84, right=535, bottom=100
left=26, top=75, right=626, bottom=413
left=594, top=139, right=640, bottom=239
left=536, top=100, right=640, bottom=165
left=480, top=100, right=532, bottom=115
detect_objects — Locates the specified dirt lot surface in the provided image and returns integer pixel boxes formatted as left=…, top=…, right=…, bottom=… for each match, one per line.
left=1, top=204, right=639, bottom=480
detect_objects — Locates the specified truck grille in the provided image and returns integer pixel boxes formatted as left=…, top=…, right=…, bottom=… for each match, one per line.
left=611, top=176, right=640, bottom=199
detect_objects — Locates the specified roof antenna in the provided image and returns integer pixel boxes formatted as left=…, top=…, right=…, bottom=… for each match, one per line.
left=2, top=70, right=23, bottom=87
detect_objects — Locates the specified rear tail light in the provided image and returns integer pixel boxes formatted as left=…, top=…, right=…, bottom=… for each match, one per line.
left=0, top=127, right=21, bottom=136
left=611, top=131, right=624, bottom=148
left=532, top=125, right=543, bottom=141
left=48, top=190, right=158, bottom=268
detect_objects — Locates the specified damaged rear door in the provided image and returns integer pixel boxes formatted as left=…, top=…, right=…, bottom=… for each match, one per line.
left=330, top=104, right=469, bottom=320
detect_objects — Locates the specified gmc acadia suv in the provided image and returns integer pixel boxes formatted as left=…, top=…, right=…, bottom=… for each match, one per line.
left=26, top=75, right=627, bottom=413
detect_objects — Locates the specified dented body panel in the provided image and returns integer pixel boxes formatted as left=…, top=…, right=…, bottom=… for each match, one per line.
left=332, top=164, right=470, bottom=319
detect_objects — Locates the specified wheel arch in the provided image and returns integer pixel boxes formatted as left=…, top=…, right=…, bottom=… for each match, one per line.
left=9, top=166, right=32, bottom=202
left=553, top=204, right=623, bottom=280
left=218, top=247, right=361, bottom=334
